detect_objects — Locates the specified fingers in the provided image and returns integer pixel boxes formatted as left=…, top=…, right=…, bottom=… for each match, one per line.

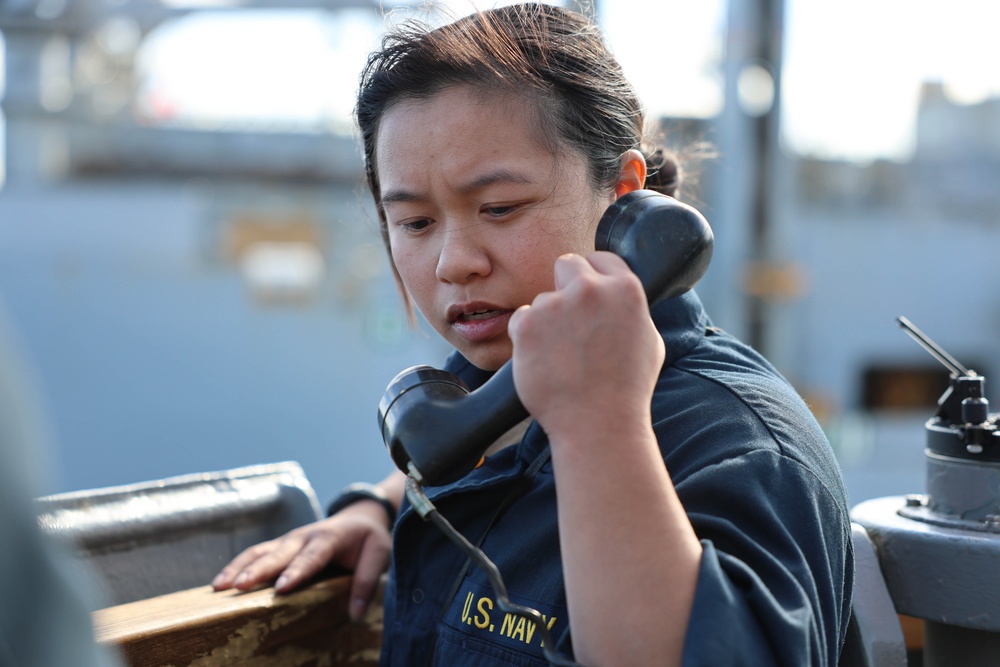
left=586, top=250, right=632, bottom=276
left=511, top=253, right=639, bottom=341
left=507, top=303, right=531, bottom=338
left=212, top=513, right=394, bottom=607
left=212, top=523, right=334, bottom=592
left=212, top=541, right=278, bottom=590
left=218, top=535, right=313, bottom=591
left=552, top=251, right=632, bottom=290
left=347, top=530, right=393, bottom=621
left=273, top=535, right=340, bottom=592
left=551, top=253, right=589, bottom=290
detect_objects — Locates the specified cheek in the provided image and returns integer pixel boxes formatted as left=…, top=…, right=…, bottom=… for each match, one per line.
left=390, top=243, right=432, bottom=298
left=550, top=209, right=600, bottom=257
left=549, top=192, right=607, bottom=253
left=577, top=197, right=611, bottom=252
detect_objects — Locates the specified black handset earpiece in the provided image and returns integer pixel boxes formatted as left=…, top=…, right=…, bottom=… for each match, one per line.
left=378, top=190, right=714, bottom=486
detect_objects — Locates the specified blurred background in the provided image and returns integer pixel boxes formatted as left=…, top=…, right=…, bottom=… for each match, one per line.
left=1, top=0, right=998, bottom=507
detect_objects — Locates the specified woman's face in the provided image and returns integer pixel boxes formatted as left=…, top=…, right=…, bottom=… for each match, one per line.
left=376, top=86, right=614, bottom=370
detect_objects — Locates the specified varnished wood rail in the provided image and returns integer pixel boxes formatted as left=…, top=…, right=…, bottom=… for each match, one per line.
left=93, top=576, right=382, bottom=667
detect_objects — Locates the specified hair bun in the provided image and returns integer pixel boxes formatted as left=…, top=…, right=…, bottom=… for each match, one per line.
left=643, top=148, right=680, bottom=198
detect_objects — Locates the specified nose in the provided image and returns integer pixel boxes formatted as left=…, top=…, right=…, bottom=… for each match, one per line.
left=435, top=224, right=491, bottom=284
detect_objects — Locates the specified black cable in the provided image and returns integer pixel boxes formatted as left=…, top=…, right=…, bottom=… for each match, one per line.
left=437, top=444, right=553, bottom=636
left=405, top=476, right=583, bottom=667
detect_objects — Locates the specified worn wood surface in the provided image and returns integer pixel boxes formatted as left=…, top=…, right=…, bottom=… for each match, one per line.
left=93, top=576, right=382, bottom=667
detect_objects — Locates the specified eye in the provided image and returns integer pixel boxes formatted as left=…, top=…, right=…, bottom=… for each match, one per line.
left=482, top=204, right=518, bottom=218
left=398, top=218, right=432, bottom=233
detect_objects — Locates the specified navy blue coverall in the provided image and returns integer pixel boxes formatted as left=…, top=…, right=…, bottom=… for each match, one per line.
left=379, top=291, right=854, bottom=667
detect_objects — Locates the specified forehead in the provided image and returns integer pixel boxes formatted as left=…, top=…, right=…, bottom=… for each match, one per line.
left=373, top=86, right=573, bottom=190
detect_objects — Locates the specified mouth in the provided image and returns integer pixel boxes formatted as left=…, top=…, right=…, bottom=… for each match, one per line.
left=447, top=302, right=510, bottom=324
left=447, top=303, right=514, bottom=344
left=456, top=308, right=505, bottom=322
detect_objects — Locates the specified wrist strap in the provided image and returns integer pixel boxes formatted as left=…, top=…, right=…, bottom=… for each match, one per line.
left=326, top=482, right=397, bottom=527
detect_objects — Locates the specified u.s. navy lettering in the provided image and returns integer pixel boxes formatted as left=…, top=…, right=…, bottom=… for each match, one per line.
left=458, top=590, right=558, bottom=646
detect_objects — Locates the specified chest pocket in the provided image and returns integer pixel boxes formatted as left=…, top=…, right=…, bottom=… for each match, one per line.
left=433, top=624, right=552, bottom=667
left=432, top=576, right=568, bottom=667
left=421, top=443, right=568, bottom=666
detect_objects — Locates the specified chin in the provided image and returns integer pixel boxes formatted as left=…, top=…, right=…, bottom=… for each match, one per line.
left=461, top=344, right=513, bottom=372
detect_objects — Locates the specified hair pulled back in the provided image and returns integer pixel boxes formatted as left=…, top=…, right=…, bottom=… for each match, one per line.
left=355, top=2, right=680, bottom=213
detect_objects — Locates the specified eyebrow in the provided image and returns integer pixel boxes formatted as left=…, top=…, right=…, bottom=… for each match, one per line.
left=380, top=167, right=537, bottom=206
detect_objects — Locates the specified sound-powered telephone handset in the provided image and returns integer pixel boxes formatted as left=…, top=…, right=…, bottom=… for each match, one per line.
left=378, top=190, right=714, bottom=486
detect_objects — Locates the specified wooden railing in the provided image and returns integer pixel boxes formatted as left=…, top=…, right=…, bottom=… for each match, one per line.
left=93, top=576, right=382, bottom=667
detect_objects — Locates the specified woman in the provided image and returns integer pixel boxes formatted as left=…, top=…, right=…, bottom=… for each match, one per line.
left=213, top=5, right=854, bottom=665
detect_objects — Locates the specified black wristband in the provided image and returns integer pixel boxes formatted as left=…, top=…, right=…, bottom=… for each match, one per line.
left=326, top=482, right=397, bottom=527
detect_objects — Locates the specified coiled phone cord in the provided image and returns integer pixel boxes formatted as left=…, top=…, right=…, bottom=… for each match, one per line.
left=405, top=473, right=584, bottom=667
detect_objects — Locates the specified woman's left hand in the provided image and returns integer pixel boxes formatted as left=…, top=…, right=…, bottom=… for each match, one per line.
left=507, top=251, right=665, bottom=438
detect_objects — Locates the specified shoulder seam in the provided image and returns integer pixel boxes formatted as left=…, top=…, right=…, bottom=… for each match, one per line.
left=671, top=363, right=790, bottom=457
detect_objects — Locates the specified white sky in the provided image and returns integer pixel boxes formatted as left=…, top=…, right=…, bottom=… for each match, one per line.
left=5, top=0, right=1000, bottom=162
left=780, top=0, right=1000, bottom=161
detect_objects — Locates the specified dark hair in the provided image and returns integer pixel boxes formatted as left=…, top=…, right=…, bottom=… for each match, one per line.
left=354, top=2, right=682, bottom=305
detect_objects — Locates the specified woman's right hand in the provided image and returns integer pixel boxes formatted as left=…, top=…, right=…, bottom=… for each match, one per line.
left=211, top=499, right=393, bottom=621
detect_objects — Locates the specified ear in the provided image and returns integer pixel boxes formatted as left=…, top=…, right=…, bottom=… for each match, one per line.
left=614, top=149, right=647, bottom=198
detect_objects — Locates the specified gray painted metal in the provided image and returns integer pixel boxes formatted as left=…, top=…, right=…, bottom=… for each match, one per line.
left=924, top=451, right=1000, bottom=524
left=852, top=495, right=1000, bottom=632
left=838, top=523, right=907, bottom=667
left=36, top=461, right=323, bottom=605
left=63, top=121, right=365, bottom=185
